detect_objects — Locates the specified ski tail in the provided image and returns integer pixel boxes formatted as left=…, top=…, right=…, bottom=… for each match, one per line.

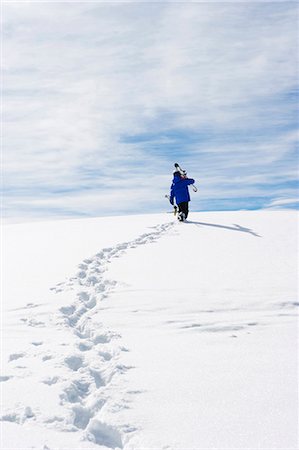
left=165, top=194, right=178, bottom=215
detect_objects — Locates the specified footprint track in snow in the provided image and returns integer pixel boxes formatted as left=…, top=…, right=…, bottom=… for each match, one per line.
left=50, top=223, right=174, bottom=440
left=2, top=222, right=174, bottom=446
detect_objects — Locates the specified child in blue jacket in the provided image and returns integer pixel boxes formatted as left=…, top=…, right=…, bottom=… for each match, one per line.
left=169, top=171, right=195, bottom=221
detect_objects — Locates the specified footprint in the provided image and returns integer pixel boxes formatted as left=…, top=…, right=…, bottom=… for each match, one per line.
left=27, top=318, right=45, bottom=328
left=60, top=305, right=76, bottom=316
left=83, top=258, right=93, bottom=264
left=77, top=270, right=87, bottom=279
left=26, top=303, right=39, bottom=309
left=1, top=407, right=35, bottom=424
left=77, top=341, right=93, bottom=352
left=0, top=412, right=19, bottom=422
left=41, top=376, right=60, bottom=385
left=72, top=378, right=91, bottom=396
left=85, top=419, right=123, bottom=448
left=60, top=379, right=91, bottom=404
left=43, top=415, right=64, bottom=424
left=89, top=368, right=106, bottom=388
left=120, top=346, right=129, bottom=352
left=71, top=405, right=92, bottom=429
left=64, top=355, right=84, bottom=371
left=92, top=333, right=112, bottom=345
left=21, top=406, right=35, bottom=422
left=60, top=384, right=83, bottom=404
left=78, top=292, right=97, bottom=309
left=0, top=376, right=12, bottom=382
left=78, top=291, right=90, bottom=302
left=86, top=276, right=99, bottom=286
left=98, top=350, right=113, bottom=361
left=8, top=353, right=25, bottom=362
left=31, top=341, right=43, bottom=346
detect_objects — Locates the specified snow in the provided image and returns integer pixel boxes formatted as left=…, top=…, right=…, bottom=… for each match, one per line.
left=1, top=211, right=298, bottom=450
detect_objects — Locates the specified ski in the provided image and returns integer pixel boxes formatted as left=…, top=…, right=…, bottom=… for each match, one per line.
left=174, top=163, right=198, bottom=192
left=165, top=194, right=178, bottom=215
left=174, top=163, right=187, bottom=177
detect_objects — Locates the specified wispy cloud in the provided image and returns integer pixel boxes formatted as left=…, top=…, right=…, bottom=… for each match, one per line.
left=265, top=197, right=299, bottom=209
left=3, top=1, right=298, bottom=222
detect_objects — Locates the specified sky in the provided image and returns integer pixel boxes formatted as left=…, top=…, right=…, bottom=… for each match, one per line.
left=2, top=0, right=299, bottom=222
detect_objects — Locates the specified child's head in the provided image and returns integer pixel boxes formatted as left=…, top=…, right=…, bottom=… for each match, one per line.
left=173, top=171, right=181, bottom=178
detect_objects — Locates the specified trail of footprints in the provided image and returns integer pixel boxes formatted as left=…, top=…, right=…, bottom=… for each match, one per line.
left=1, top=223, right=174, bottom=448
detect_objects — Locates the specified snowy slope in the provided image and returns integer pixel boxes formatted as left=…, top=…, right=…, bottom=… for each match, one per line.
left=1, top=211, right=298, bottom=450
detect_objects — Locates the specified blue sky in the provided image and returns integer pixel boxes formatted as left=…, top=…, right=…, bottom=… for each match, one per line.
left=2, top=1, right=298, bottom=222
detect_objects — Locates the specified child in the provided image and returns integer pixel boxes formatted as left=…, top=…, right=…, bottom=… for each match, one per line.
left=169, top=171, right=195, bottom=221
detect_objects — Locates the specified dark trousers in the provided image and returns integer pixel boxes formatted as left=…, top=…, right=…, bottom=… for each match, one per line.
left=178, top=201, right=189, bottom=219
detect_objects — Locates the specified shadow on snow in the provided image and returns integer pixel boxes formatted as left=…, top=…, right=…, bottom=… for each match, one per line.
left=187, top=221, right=261, bottom=237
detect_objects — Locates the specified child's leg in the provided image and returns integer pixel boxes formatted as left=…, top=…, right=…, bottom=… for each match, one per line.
left=181, top=202, right=189, bottom=218
left=184, top=202, right=189, bottom=219
left=177, top=203, right=184, bottom=221
left=177, top=202, right=189, bottom=220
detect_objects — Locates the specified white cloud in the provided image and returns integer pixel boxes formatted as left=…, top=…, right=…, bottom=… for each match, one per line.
left=265, top=198, right=299, bottom=209
left=3, top=1, right=298, bottom=220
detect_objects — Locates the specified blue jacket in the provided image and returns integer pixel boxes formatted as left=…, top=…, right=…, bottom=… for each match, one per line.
left=169, top=174, right=195, bottom=205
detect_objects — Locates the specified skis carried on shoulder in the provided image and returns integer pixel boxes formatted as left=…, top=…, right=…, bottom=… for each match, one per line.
left=174, top=163, right=198, bottom=192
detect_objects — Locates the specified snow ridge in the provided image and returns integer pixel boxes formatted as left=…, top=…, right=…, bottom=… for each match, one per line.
left=1, top=222, right=174, bottom=449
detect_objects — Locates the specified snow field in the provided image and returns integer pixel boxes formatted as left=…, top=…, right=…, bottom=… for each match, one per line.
left=1, top=211, right=298, bottom=449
